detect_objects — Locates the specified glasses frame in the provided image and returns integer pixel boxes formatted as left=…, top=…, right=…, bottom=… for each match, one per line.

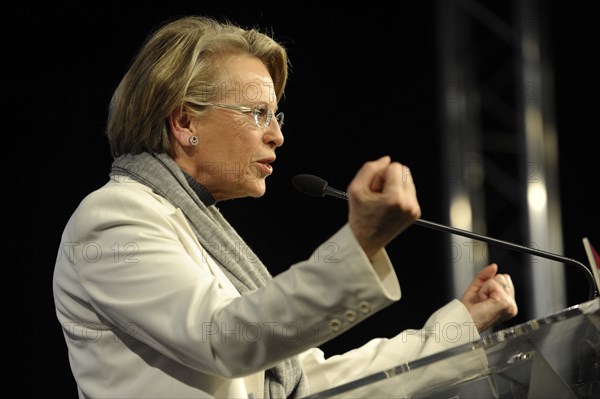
left=193, top=102, right=284, bottom=129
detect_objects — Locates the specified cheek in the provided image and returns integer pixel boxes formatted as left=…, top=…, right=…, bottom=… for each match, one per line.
left=210, top=131, right=251, bottom=163
left=236, top=134, right=262, bottom=158
left=240, top=142, right=264, bottom=179
left=218, top=128, right=263, bottom=171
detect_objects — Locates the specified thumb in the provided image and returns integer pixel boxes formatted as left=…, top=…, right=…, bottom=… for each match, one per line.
left=475, top=263, right=498, bottom=283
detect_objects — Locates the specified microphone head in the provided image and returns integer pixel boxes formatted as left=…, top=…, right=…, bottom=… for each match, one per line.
left=292, top=174, right=328, bottom=197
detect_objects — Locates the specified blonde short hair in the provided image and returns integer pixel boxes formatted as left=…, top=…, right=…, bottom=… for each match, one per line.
left=106, top=15, right=288, bottom=157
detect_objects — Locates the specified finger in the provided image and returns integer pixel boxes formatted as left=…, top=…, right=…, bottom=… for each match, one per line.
left=369, top=166, right=389, bottom=193
left=461, top=264, right=497, bottom=301
left=378, top=162, right=412, bottom=194
left=490, top=273, right=515, bottom=300
left=351, top=156, right=391, bottom=191
left=501, top=274, right=513, bottom=292
left=475, top=263, right=498, bottom=283
left=494, top=273, right=512, bottom=288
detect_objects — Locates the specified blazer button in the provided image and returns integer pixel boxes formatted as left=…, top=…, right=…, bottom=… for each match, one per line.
left=344, top=309, right=357, bottom=322
left=359, top=301, right=371, bottom=314
left=329, top=318, right=342, bottom=332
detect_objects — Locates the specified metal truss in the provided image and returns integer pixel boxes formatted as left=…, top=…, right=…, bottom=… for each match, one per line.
left=434, top=0, right=565, bottom=322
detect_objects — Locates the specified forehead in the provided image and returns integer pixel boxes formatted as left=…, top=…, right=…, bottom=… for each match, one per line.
left=216, top=54, right=276, bottom=105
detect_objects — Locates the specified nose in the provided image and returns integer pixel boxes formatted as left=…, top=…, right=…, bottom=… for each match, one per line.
left=264, top=121, right=284, bottom=148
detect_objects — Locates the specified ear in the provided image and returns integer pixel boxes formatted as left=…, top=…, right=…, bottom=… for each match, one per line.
left=169, top=105, right=197, bottom=147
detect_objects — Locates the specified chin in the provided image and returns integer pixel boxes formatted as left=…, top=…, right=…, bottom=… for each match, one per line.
left=248, top=180, right=267, bottom=198
left=250, top=186, right=267, bottom=198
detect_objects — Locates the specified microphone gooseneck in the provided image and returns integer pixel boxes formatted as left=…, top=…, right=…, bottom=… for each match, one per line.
left=292, top=173, right=598, bottom=300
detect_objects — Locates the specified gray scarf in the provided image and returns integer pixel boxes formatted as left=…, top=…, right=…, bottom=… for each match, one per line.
left=110, top=152, right=308, bottom=399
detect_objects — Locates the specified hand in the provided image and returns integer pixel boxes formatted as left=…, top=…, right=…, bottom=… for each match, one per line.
left=460, top=263, right=518, bottom=332
left=347, top=156, right=421, bottom=258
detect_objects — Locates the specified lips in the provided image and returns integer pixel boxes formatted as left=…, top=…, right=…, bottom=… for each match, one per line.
left=254, top=156, right=275, bottom=176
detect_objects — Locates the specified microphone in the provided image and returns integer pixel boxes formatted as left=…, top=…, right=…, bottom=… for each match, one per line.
left=292, top=173, right=598, bottom=300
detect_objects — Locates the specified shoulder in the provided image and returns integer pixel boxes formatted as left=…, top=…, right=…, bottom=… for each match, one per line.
left=81, top=176, right=174, bottom=211
left=68, top=177, right=178, bottom=233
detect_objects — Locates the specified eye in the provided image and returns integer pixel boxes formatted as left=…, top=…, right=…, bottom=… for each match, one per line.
left=254, top=104, right=270, bottom=118
left=252, top=104, right=272, bottom=126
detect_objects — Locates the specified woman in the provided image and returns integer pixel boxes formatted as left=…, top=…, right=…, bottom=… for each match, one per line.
left=53, top=15, right=517, bottom=398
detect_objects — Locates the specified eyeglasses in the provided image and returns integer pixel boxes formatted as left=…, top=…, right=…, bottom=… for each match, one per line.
left=194, top=102, right=284, bottom=129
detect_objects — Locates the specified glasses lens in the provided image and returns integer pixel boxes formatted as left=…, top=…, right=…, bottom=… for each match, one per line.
left=275, top=112, right=284, bottom=128
left=252, top=106, right=283, bottom=128
left=252, top=105, right=269, bottom=127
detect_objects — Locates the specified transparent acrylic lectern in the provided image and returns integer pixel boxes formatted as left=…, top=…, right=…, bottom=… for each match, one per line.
left=302, top=298, right=600, bottom=399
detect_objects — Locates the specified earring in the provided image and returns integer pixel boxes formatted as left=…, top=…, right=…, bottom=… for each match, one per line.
left=189, top=135, right=199, bottom=146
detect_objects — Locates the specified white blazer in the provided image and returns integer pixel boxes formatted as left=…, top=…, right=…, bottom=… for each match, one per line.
left=53, top=175, right=485, bottom=398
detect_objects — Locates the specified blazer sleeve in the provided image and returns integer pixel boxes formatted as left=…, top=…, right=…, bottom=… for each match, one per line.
left=300, top=299, right=487, bottom=397
left=208, top=222, right=403, bottom=376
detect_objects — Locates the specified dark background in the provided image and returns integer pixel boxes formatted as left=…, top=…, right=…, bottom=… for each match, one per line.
left=2, top=0, right=597, bottom=395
